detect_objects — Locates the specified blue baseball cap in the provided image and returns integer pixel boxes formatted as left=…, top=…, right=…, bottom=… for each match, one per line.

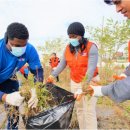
left=104, top=0, right=114, bottom=5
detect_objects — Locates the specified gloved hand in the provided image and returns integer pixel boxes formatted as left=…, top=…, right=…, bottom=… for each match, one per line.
left=5, top=92, right=25, bottom=106
left=46, top=75, right=55, bottom=83
left=74, top=88, right=83, bottom=101
left=85, top=85, right=104, bottom=97
left=28, top=88, right=38, bottom=108
left=113, top=73, right=127, bottom=80
left=19, top=102, right=26, bottom=115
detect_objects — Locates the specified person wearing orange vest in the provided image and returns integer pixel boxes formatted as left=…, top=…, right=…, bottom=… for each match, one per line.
left=19, top=65, right=29, bottom=79
left=47, top=22, right=100, bottom=130
left=49, top=53, right=60, bottom=82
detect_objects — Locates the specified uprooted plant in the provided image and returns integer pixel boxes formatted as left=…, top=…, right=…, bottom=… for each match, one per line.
left=19, top=81, right=58, bottom=115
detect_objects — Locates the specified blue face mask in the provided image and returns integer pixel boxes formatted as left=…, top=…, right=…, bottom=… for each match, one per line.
left=11, top=46, right=27, bottom=57
left=69, top=38, right=80, bottom=47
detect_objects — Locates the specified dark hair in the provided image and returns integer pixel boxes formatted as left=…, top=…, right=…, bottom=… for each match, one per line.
left=104, top=0, right=114, bottom=5
left=69, top=37, right=88, bottom=54
left=52, top=52, right=56, bottom=56
left=6, top=22, right=29, bottom=40
left=67, top=22, right=85, bottom=36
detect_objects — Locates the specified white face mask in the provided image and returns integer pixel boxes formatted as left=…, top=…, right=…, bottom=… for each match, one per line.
left=10, top=46, right=27, bottom=57
left=69, top=38, right=80, bottom=47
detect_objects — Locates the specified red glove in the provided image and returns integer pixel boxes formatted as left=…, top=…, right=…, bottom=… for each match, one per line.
left=85, top=86, right=94, bottom=96
left=113, top=73, right=126, bottom=80
left=46, top=75, right=55, bottom=83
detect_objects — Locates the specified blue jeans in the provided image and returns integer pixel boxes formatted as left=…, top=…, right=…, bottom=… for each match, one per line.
left=0, top=78, right=19, bottom=130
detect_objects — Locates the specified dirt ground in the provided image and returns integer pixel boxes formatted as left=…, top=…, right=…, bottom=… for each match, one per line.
left=97, top=105, right=130, bottom=129
left=1, top=67, right=130, bottom=129
left=1, top=102, right=130, bottom=129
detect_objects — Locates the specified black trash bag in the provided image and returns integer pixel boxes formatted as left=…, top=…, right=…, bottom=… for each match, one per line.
left=45, top=83, right=75, bottom=104
left=26, top=83, right=75, bottom=129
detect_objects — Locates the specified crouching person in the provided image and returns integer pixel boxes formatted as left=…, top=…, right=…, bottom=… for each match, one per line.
left=0, top=22, right=44, bottom=129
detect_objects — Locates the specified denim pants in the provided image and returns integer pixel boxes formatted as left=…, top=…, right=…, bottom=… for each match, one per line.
left=0, top=77, right=19, bottom=130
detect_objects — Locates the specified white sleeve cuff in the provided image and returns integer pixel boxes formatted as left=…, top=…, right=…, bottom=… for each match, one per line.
left=91, top=86, right=104, bottom=97
left=75, top=88, right=82, bottom=95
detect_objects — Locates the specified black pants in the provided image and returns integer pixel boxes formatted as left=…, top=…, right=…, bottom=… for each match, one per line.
left=0, top=78, right=19, bottom=130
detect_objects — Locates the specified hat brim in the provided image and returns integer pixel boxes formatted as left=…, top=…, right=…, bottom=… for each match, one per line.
left=104, top=0, right=114, bottom=5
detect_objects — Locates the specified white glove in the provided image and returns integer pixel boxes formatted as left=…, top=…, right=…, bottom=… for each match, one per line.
left=90, top=85, right=104, bottom=97
left=74, top=88, right=83, bottom=101
left=6, top=92, right=25, bottom=106
left=75, top=88, right=82, bottom=95
left=28, top=88, right=38, bottom=108
left=19, top=102, right=26, bottom=115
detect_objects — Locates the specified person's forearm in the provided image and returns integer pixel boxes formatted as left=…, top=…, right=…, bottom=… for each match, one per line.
left=51, top=51, right=67, bottom=77
left=51, top=58, right=66, bottom=77
left=102, top=76, right=130, bottom=103
left=30, top=67, right=44, bottom=82
left=86, top=44, right=98, bottom=82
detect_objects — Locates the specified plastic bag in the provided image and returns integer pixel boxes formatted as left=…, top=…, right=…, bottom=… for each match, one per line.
left=26, top=83, right=75, bottom=129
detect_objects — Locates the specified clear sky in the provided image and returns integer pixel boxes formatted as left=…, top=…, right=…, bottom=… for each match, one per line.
left=0, top=0, right=126, bottom=47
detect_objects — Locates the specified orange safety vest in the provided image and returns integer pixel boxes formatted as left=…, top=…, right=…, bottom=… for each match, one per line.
left=19, top=65, right=28, bottom=75
left=50, top=57, right=60, bottom=68
left=65, top=41, right=98, bottom=83
left=128, top=41, right=130, bottom=62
